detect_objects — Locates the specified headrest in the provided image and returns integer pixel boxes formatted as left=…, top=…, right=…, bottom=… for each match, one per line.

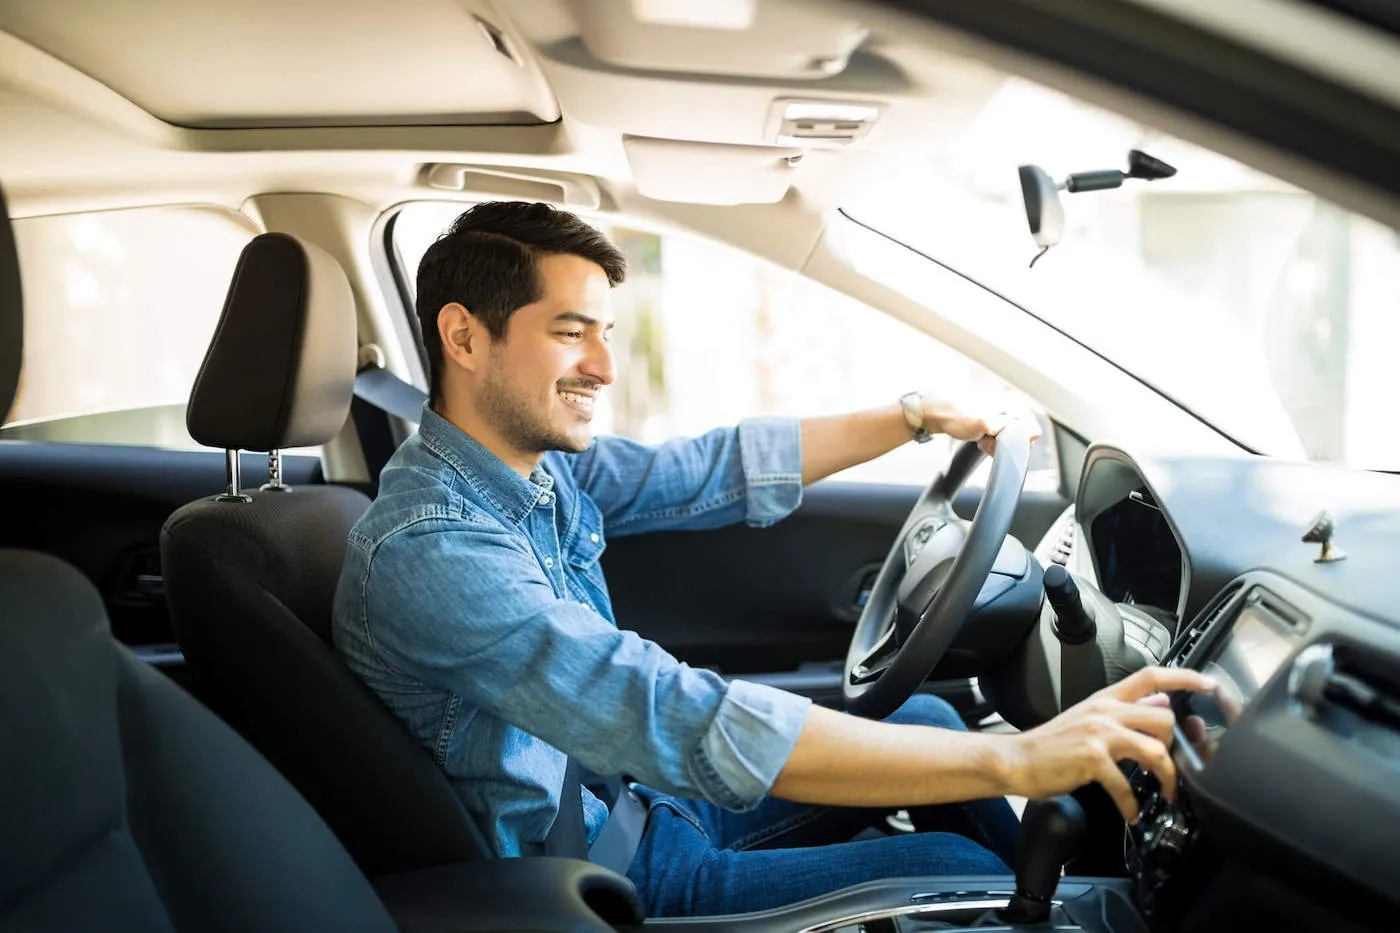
left=187, top=233, right=357, bottom=452
left=0, top=185, right=21, bottom=425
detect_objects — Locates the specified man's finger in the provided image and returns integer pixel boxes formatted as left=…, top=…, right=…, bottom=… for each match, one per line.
left=1108, top=700, right=1176, bottom=744
left=1182, top=715, right=1208, bottom=747
left=1094, top=759, right=1141, bottom=823
left=1111, top=727, right=1179, bottom=803
left=1107, top=666, right=1217, bottom=703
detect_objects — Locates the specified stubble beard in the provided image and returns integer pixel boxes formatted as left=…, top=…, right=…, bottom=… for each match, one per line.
left=478, top=361, right=589, bottom=456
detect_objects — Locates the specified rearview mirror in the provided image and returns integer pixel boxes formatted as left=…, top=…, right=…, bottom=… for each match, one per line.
left=1018, top=149, right=1177, bottom=267
left=1018, top=164, right=1063, bottom=251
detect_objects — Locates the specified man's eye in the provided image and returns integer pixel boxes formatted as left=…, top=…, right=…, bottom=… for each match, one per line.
left=558, top=330, right=583, bottom=339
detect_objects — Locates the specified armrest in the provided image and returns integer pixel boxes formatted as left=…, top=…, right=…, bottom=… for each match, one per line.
left=372, top=856, right=643, bottom=933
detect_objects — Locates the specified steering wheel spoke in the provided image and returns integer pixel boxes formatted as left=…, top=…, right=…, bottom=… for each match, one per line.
left=842, top=420, right=1035, bottom=719
left=849, top=622, right=900, bottom=685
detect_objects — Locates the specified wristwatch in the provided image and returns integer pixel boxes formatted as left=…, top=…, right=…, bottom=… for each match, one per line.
left=900, top=391, right=933, bottom=444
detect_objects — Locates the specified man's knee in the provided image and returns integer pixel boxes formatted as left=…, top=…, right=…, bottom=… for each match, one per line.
left=883, top=692, right=969, bottom=732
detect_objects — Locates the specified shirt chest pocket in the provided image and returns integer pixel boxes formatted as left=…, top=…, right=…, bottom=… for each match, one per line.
left=566, top=495, right=607, bottom=571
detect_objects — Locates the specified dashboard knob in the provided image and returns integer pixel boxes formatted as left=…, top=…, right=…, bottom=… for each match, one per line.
left=1148, top=810, right=1191, bottom=860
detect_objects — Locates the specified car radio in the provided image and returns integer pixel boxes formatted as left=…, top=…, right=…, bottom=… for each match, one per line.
left=1125, top=584, right=1310, bottom=924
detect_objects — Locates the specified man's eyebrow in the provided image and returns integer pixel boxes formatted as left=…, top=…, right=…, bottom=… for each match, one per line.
left=553, top=311, right=615, bottom=330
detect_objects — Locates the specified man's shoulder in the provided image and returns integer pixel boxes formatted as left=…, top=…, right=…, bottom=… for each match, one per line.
left=349, top=457, right=503, bottom=555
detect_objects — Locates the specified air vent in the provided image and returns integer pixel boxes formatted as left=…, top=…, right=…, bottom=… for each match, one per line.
left=1168, top=582, right=1244, bottom=665
left=1315, top=645, right=1400, bottom=730
left=1050, top=517, right=1076, bottom=566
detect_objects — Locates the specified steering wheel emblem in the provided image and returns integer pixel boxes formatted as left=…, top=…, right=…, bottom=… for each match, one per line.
left=903, top=517, right=946, bottom=567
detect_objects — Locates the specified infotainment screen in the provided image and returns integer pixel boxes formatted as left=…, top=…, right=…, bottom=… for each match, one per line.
left=1174, top=602, right=1305, bottom=764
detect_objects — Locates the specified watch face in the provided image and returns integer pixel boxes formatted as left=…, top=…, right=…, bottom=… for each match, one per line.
left=901, top=393, right=926, bottom=435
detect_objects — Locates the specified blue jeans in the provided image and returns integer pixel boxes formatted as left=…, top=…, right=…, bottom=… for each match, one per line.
left=624, top=694, right=1020, bottom=917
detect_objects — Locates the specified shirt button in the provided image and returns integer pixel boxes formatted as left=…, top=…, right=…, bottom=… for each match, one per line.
left=538, top=494, right=551, bottom=505
left=544, top=557, right=554, bottom=569
left=590, top=533, right=600, bottom=543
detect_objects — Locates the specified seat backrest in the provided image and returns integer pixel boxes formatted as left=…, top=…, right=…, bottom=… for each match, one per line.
left=0, top=187, right=395, bottom=932
left=0, top=551, right=400, bottom=933
left=160, top=232, right=492, bottom=877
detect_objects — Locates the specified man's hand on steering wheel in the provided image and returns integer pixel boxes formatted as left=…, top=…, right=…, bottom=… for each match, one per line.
left=843, top=408, right=1040, bottom=718
left=922, top=396, right=1043, bottom=456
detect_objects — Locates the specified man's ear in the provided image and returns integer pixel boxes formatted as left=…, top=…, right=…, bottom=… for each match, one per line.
left=437, top=302, right=483, bottom=374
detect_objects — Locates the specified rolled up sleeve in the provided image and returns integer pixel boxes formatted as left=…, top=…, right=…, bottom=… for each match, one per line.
left=362, top=517, right=811, bottom=810
left=692, top=678, right=811, bottom=810
left=736, top=416, right=803, bottom=527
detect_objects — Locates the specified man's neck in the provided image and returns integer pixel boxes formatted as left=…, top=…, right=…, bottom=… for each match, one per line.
left=435, top=398, right=541, bottom=478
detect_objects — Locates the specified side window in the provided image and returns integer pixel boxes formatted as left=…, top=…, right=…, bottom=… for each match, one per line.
left=2, top=206, right=257, bottom=450
left=391, top=202, right=1055, bottom=487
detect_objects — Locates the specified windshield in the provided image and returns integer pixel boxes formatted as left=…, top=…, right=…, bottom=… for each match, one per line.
left=846, top=77, right=1400, bottom=470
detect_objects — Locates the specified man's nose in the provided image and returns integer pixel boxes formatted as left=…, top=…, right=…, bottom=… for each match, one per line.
left=580, top=335, right=616, bottom=386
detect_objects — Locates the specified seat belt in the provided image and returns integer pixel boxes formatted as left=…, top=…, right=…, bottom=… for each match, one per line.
left=545, top=757, right=589, bottom=860
left=545, top=762, right=647, bottom=874
left=588, top=777, right=648, bottom=875
left=353, top=364, right=426, bottom=424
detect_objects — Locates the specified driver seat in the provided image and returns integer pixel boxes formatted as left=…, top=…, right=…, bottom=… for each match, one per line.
left=159, top=232, right=493, bottom=876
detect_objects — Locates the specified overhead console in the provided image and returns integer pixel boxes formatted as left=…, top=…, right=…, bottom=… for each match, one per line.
left=500, top=0, right=1006, bottom=204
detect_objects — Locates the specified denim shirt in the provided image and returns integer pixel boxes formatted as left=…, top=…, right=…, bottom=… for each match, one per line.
left=332, top=406, right=813, bottom=858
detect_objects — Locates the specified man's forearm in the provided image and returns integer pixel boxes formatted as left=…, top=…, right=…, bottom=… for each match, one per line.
left=769, top=704, right=1013, bottom=807
left=799, top=403, right=910, bottom=486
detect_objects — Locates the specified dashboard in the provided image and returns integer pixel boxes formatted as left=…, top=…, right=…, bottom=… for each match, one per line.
left=1068, top=445, right=1400, bottom=931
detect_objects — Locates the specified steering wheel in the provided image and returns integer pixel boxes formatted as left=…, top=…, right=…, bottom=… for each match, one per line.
left=843, top=420, right=1033, bottom=719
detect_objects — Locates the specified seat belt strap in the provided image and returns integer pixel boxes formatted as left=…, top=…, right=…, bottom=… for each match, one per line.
left=353, top=364, right=426, bottom=424
left=588, top=781, right=648, bottom=876
left=545, top=756, right=589, bottom=860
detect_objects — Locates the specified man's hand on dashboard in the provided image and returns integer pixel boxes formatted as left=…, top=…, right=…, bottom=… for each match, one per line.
left=922, top=396, right=1042, bottom=456
left=1000, top=666, right=1218, bottom=824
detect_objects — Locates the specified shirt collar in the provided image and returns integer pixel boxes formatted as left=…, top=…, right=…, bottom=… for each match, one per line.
left=417, top=404, right=554, bottom=525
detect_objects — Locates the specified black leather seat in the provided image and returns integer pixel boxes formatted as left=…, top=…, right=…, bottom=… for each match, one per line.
left=159, top=232, right=493, bottom=877
left=0, top=550, right=405, bottom=933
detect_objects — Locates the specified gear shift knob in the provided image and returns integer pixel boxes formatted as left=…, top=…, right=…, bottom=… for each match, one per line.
left=999, top=794, right=1086, bottom=924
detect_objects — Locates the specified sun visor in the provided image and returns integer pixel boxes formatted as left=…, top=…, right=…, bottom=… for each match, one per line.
left=623, top=136, right=802, bottom=205
left=571, top=0, right=867, bottom=80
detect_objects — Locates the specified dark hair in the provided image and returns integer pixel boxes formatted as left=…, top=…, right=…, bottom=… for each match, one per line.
left=414, top=201, right=627, bottom=407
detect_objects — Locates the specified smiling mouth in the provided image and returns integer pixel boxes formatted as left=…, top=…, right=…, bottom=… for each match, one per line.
left=557, top=388, right=596, bottom=418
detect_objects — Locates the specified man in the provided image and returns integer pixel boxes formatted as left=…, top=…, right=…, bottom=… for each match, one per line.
left=332, top=201, right=1214, bottom=917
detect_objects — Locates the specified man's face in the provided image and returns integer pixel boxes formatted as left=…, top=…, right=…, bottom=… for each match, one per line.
left=475, top=252, right=616, bottom=455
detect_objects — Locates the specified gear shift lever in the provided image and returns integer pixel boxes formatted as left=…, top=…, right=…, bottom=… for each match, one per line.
left=998, top=794, right=1086, bottom=925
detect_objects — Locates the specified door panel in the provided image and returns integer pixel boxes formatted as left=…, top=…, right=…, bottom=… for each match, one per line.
left=603, top=478, right=1069, bottom=705
left=0, top=442, right=322, bottom=685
